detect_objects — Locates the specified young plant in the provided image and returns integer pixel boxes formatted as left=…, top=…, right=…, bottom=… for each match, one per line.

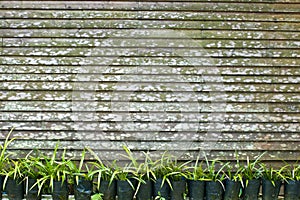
left=0, top=128, right=16, bottom=173
left=204, top=157, right=228, bottom=182
left=3, top=158, right=25, bottom=187
left=136, top=152, right=156, bottom=182
left=34, top=144, right=72, bottom=194
left=224, top=153, right=244, bottom=186
left=280, top=162, right=300, bottom=182
left=22, top=150, right=44, bottom=180
left=260, top=164, right=284, bottom=186
left=113, top=164, right=131, bottom=181
left=162, top=157, right=190, bottom=193
left=117, top=145, right=140, bottom=181
left=121, top=145, right=139, bottom=169
left=132, top=151, right=156, bottom=196
left=242, top=152, right=265, bottom=186
left=203, top=156, right=229, bottom=190
left=186, top=155, right=207, bottom=181
left=87, top=147, right=116, bottom=189
left=112, top=162, right=136, bottom=189
left=115, top=145, right=155, bottom=190
left=67, top=148, right=94, bottom=184
left=152, top=152, right=173, bottom=188
left=225, top=164, right=243, bottom=182
left=165, top=159, right=190, bottom=180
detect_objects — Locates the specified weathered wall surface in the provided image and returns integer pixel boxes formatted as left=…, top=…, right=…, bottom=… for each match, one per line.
left=0, top=0, right=299, bottom=163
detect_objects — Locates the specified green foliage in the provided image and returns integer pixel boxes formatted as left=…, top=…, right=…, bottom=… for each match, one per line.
left=91, top=193, right=103, bottom=200
left=21, top=151, right=43, bottom=179
left=0, top=134, right=298, bottom=199
left=136, top=152, right=156, bottom=182
left=155, top=192, right=166, bottom=200
left=164, top=158, right=190, bottom=181
left=2, top=158, right=25, bottom=189
left=242, top=152, right=265, bottom=185
left=114, top=145, right=139, bottom=183
left=112, top=164, right=134, bottom=181
left=280, top=162, right=300, bottom=182
left=202, top=156, right=229, bottom=190
left=152, top=152, right=174, bottom=189
left=0, top=128, right=15, bottom=172
left=87, top=147, right=116, bottom=190
left=0, top=129, right=24, bottom=189
left=204, top=156, right=228, bottom=182
left=186, top=155, right=207, bottom=181
left=111, top=147, right=137, bottom=189
left=160, top=156, right=190, bottom=191
left=34, top=144, right=72, bottom=194
left=224, top=153, right=244, bottom=186
left=67, top=148, right=94, bottom=183
left=260, top=163, right=284, bottom=186
left=152, top=152, right=173, bottom=179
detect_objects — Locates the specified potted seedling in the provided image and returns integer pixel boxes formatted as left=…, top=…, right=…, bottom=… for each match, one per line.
left=113, top=164, right=136, bottom=200
left=260, top=164, right=283, bottom=200
left=88, top=148, right=117, bottom=200
left=152, top=152, right=173, bottom=200
left=22, top=152, right=44, bottom=200
left=224, top=164, right=243, bottom=200
left=186, top=156, right=206, bottom=200
left=204, top=157, right=229, bottom=200
left=242, top=153, right=265, bottom=200
left=36, top=144, right=71, bottom=200
left=223, top=153, right=244, bottom=200
left=3, top=159, right=25, bottom=200
left=0, top=128, right=15, bottom=199
left=68, top=148, right=94, bottom=200
left=113, top=146, right=140, bottom=200
left=135, top=152, right=155, bottom=200
left=281, top=163, right=300, bottom=200
left=163, top=158, right=190, bottom=200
